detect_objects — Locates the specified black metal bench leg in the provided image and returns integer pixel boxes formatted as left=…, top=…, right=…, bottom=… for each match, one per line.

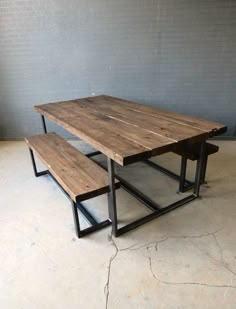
left=107, top=158, right=118, bottom=237
left=28, top=148, right=48, bottom=177
left=179, top=156, right=187, bottom=193
left=71, top=200, right=81, bottom=238
left=72, top=199, right=112, bottom=238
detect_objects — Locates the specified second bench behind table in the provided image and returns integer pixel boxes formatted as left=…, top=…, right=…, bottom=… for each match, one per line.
left=145, top=142, right=219, bottom=193
left=173, top=142, right=219, bottom=192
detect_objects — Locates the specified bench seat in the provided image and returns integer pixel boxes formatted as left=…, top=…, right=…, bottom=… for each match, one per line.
left=25, top=132, right=120, bottom=238
left=25, top=132, right=119, bottom=202
left=173, top=141, right=219, bottom=192
left=145, top=141, right=219, bottom=193
left=173, top=142, right=219, bottom=161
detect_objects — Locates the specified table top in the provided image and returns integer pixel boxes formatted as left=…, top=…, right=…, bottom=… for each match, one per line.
left=35, top=95, right=227, bottom=166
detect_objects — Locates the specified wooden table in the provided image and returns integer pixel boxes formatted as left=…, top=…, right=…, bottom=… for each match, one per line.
left=35, top=95, right=227, bottom=236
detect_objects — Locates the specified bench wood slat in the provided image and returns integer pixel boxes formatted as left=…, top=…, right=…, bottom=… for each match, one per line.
left=25, top=132, right=119, bottom=202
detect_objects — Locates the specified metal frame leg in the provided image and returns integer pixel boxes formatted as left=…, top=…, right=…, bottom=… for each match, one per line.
left=29, top=148, right=48, bottom=177
left=107, top=158, right=118, bottom=236
left=71, top=200, right=111, bottom=238
left=201, top=155, right=208, bottom=183
left=71, top=200, right=80, bottom=238
left=194, top=140, right=206, bottom=197
left=41, top=115, right=47, bottom=133
left=179, top=156, right=187, bottom=193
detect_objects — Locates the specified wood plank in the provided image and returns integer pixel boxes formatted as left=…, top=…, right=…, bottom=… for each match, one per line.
left=25, top=133, right=119, bottom=201
left=55, top=116, right=153, bottom=165
left=35, top=106, right=167, bottom=165
left=70, top=98, right=210, bottom=142
left=48, top=106, right=176, bottom=154
left=98, top=95, right=227, bottom=135
left=89, top=95, right=226, bottom=134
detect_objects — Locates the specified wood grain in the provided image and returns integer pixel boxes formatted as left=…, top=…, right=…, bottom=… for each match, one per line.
left=25, top=132, right=120, bottom=202
left=98, top=95, right=227, bottom=136
left=34, top=95, right=227, bottom=165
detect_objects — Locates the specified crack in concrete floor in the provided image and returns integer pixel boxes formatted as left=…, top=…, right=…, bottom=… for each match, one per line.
left=104, top=233, right=119, bottom=309
left=104, top=228, right=236, bottom=308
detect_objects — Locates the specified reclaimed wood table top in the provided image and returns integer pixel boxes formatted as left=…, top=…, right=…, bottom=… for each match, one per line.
left=34, top=95, right=227, bottom=166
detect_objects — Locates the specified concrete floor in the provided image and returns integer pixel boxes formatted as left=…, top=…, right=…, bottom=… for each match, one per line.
left=0, top=140, right=236, bottom=309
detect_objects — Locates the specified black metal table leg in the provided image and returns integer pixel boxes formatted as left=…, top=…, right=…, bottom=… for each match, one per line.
left=179, top=156, right=188, bottom=192
left=201, top=155, right=208, bottom=184
left=107, top=158, right=118, bottom=237
left=41, top=115, right=47, bottom=133
left=194, top=140, right=206, bottom=197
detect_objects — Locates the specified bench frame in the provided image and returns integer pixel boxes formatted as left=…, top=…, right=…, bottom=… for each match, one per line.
left=28, top=147, right=112, bottom=238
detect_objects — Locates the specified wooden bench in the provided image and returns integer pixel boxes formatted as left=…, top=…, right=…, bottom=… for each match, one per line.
left=145, top=142, right=219, bottom=193
left=25, top=132, right=120, bottom=238
left=174, top=142, right=219, bottom=192
left=174, top=142, right=219, bottom=161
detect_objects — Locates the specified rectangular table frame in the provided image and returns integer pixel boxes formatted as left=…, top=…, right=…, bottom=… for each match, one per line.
left=87, top=142, right=206, bottom=237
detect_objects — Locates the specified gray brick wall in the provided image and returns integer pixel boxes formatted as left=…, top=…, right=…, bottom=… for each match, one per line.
left=0, top=0, right=236, bottom=139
